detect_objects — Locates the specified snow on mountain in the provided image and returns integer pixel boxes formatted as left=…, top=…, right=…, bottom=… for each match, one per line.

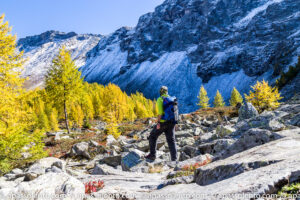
left=18, top=31, right=101, bottom=89
left=19, top=0, right=300, bottom=113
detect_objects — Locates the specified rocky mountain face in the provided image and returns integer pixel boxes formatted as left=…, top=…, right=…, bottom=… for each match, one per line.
left=18, top=31, right=101, bottom=89
left=19, top=0, right=300, bottom=112
left=1, top=94, right=299, bottom=199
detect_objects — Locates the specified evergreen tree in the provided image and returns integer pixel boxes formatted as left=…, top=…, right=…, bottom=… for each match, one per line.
left=0, top=14, right=46, bottom=173
left=45, top=47, right=84, bottom=133
left=229, top=87, right=243, bottom=107
left=197, top=86, right=210, bottom=108
left=213, top=90, right=225, bottom=107
left=245, top=80, right=283, bottom=112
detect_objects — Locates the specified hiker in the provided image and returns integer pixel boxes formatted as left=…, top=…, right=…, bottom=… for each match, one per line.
left=145, top=86, right=178, bottom=161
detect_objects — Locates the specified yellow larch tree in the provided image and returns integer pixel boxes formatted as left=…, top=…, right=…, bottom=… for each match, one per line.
left=0, top=14, right=46, bottom=173
left=229, top=87, right=243, bottom=107
left=245, top=80, right=283, bottom=112
left=45, top=46, right=84, bottom=133
left=197, top=85, right=210, bottom=108
left=213, top=90, right=225, bottom=107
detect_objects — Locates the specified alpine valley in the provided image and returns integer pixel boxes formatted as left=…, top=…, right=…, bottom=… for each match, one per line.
left=18, top=0, right=300, bottom=113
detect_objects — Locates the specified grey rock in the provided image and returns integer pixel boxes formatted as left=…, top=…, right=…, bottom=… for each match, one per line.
left=178, top=137, right=195, bottom=147
left=101, top=154, right=122, bottom=167
left=45, top=166, right=63, bottom=173
left=158, top=175, right=194, bottom=189
left=218, top=128, right=281, bottom=159
left=11, top=168, right=23, bottom=175
left=202, top=120, right=213, bottom=127
left=70, top=142, right=91, bottom=159
left=121, top=149, right=144, bottom=171
left=175, top=154, right=213, bottom=171
left=24, top=172, right=38, bottom=181
left=52, top=160, right=64, bottom=170
left=236, top=113, right=286, bottom=132
left=95, top=121, right=106, bottom=130
left=238, top=102, right=258, bottom=121
left=2, top=172, right=85, bottom=200
left=106, top=134, right=119, bottom=147
left=176, top=130, right=194, bottom=138
left=289, top=113, right=300, bottom=127
left=197, top=131, right=217, bottom=143
left=26, top=157, right=66, bottom=176
left=193, top=127, right=203, bottom=136
left=198, top=139, right=235, bottom=155
left=181, top=145, right=197, bottom=158
left=179, top=152, right=190, bottom=161
left=194, top=133, right=300, bottom=192
left=92, top=163, right=121, bottom=175
left=134, top=140, right=164, bottom=152
left=216, top=125, right=236, bottom=138
left=88, top=140, right=99, bottom=147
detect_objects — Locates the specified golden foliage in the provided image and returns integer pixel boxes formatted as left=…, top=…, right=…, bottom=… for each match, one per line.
left=213, top=90, right=225, bottom=107
left=197, top=85, right=210, bottom=108
left=245, top=80, right=283, bottom=112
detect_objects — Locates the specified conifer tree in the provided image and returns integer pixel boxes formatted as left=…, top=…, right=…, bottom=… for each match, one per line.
left=229, top=87, right=243, bottom=107
left=245, top=80, right=282, bottom=112
left=35, top=98, right=50, bottom=131
left=104, top=111, right=120, bottom=138
left=0, top=14, right=46, bottom=172
left=197, top=86, right=210, bottom=108
left=49, top=108, right=59, bottom=131
left=213, top=90, right=225, bottom=107
left=45, top=47, right=84, bottom=133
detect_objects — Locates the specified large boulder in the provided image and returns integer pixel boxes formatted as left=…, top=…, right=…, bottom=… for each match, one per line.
left=100, top=154, right=122, bottom=167
left=92, top=163, right=122, bottom=175
left=198, top=139, right=235, bottom=155
left=217, top=128, right=281, bottom=159
left=174, top=154, right=213, bottom=171
left=121, top=149, right=145, bottom=171
left=0, top=173, right=85, bottom=200
left=238, top=102, right=258, bottom=121
left=70, top=142, right=91, bottom=159
left=24, top=157, right=66, bottom=181
left=236, top=111, right=286, bottom=132
left=195, top=133, right=300, bottom=191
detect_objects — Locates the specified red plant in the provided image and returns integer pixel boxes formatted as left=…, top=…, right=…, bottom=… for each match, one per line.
left=85, top=180, right=105, bottom=194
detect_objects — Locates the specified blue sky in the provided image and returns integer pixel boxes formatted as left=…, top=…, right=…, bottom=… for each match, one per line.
left=0, top=0, right=164, bottom=39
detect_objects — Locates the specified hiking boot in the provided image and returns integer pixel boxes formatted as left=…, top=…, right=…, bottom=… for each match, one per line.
left=145, top=154, right=156, bottom=161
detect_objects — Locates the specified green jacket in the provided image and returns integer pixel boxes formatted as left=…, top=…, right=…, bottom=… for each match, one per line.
left=157, top=94, right=169, bottom=122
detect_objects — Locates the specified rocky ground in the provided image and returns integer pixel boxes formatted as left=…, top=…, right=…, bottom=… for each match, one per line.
left=0, top=95, right=299, bottom=200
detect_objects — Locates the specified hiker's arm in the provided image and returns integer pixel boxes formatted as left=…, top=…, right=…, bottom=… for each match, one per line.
left=157, top=115, right=161, bottom=129
left=157, top=115, right=162, bottom=124
left=157, top=97, right=164, bottom=129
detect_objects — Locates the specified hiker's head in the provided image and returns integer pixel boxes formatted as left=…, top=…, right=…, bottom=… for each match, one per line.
left=160, top=86, right=168, bottom=96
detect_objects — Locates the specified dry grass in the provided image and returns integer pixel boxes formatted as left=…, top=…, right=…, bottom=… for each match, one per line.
left=193, top=106, right=238, bottom=118
left=118, top=120, right=148, bottom=136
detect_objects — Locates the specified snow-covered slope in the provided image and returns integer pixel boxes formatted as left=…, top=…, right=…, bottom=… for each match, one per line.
left=19, top=0, right=300, bottom=113
left=18, top=31, right=101, bottom=89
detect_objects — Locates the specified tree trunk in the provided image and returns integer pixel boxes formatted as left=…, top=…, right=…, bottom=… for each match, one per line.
left=64, top=100, right=70, bottom=134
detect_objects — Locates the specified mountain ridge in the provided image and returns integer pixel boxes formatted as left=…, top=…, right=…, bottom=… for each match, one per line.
left=18, top=0, right=300, bottom=112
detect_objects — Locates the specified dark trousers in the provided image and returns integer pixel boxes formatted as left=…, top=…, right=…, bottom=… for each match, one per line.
left=148, top=122, right=177, bottom=161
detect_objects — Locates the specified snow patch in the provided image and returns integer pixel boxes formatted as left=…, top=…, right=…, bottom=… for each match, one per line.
left=234, top=0, right=284, bottom=28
